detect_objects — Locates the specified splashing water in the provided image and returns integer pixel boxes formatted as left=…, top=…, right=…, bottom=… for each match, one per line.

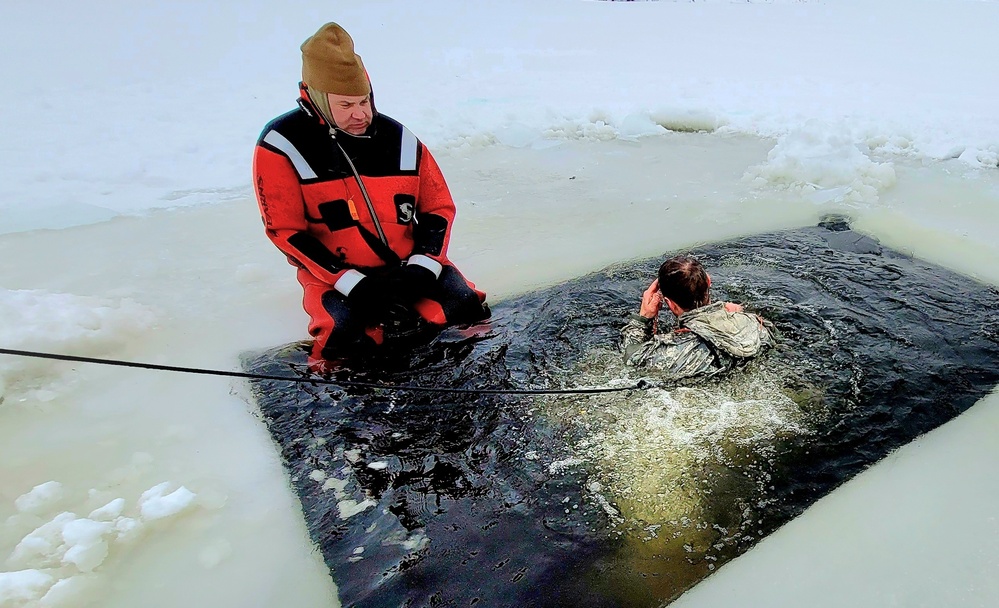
left=531, top=349, right=815, bottom=600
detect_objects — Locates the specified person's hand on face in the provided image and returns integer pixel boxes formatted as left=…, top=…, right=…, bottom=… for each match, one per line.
left=639, top=279, right=663, bottom=319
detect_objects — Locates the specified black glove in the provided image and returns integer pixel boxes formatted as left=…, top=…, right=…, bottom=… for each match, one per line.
left=386, top=263, right=438, bottom=303
left=345, top=275, right=392, bottom=321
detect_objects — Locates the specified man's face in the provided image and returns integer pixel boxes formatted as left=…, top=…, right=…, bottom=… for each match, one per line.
left=327, top=93, right=372, bottom=135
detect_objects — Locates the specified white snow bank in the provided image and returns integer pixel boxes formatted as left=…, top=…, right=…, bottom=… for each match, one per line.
left=0, top=290, right=156, bottom=402
left=3, top=0, right=999, bottom=233
left=745, top=122, right=898, bottom=204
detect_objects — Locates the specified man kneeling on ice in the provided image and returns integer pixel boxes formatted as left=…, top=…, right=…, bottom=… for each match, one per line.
left=622, top=255, right=775, bottom=378
left=252, top=23, right=489, bottom=364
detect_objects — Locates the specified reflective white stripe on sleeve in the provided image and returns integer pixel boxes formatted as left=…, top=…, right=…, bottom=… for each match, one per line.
left=400, top=127, right=418, bottom=172
left=334, top=269, right=366, bottom=296
left=263, top=130, right=318, bottom=180
left=406, top=254, right=443, bottom=278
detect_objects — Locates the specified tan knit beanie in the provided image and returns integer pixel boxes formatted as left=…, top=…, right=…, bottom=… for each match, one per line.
left=301, top=23, right=370, bottom=96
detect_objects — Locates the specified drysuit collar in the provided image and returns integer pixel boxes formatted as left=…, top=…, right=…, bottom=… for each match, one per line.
left=297, top=81, right=377, bottom=139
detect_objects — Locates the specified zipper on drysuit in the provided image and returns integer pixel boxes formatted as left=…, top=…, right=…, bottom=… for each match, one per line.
left=330, top=129, right=389, bottom=247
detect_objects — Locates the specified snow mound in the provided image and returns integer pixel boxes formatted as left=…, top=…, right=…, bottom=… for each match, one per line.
left=745, top=122, right=897, bottom=205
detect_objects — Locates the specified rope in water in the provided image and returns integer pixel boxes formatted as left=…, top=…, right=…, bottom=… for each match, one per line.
left=0, top=348, right=656, bottom=396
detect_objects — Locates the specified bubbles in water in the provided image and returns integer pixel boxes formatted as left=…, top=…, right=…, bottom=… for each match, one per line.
left=532, top=349, right=815, bottom=596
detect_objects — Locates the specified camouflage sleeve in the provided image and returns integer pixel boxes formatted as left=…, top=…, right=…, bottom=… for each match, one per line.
left=760, top=317, right=778, bottom=348
left=621, top=313, right=656, bottom=364
left=622, top=314, right=723, bottom=379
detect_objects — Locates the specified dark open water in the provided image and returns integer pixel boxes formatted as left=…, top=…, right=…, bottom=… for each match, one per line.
left=243, top=220, right=999, bottom=607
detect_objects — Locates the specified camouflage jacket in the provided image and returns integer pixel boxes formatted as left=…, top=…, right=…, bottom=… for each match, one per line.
left=621, top=302, right=775, bottom=380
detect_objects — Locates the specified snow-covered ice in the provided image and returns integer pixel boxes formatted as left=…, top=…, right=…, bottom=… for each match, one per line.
left=2, top=0, right=999, bottom=606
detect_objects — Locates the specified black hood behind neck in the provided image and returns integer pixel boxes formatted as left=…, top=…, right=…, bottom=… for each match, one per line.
left=297, top=81, right=378, bottom=137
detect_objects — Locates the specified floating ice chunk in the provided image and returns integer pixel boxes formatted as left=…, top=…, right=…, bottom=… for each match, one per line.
left=61, top=519, right=112, bottom=572
left=958, top=147, right=982, bottom=167
left=14, top=482, right=65, bottom=514
left=62, top=539, right=109, bottom=573
left=401, top=532, right=429, bottom=552
left=382, top=530, right=430, bottom=552
left=920, top=142, right=965, bottom=160
left=957, top=146, right=996, bottom=168
left=366, top=461, right=388, bottom=471
left=576, top=119, right=618, bottom=141
left=0, top=569, right=55, bottom=604
left=337, top=499, right=376, bottom=519
left=87, top=498, right=125, bottom=522
left=61, top=519, right=112, bottom=551
left=9, top=512, right=77, bottom=568
left=113, top=517, right=141, bottom=543
left=618, top=113, right=666, bottom=139
left=138, top=483, right=196, bottom=521
left=978, top=146, right=999, bottom=167
left=321, top=477, right=348, bottom=493
left=38, top=574, right=93, bottom=607
left=308, top=469, right=327, bottom=482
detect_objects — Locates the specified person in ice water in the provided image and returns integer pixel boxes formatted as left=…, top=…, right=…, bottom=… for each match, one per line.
left=252, top=22, right=489, bottom=362
left=622, top=255, right=775, bottom=379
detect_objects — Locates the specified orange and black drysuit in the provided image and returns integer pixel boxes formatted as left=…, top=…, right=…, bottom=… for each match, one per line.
left=252, top=87, right=487, bottom=359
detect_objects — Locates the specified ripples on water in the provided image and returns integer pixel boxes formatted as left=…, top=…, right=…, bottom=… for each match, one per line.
left=244, top=221, right=999, bottom=607
left=533, top=351, right=815, bottom=602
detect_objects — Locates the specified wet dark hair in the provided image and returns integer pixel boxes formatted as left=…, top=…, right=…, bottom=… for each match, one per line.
left=657, top=255, right=709, bottom=311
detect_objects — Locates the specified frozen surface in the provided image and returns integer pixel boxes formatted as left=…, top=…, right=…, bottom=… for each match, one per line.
left=2, top=0, right=999, bottom=606
left=3, top=1, right=998, bottom=230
